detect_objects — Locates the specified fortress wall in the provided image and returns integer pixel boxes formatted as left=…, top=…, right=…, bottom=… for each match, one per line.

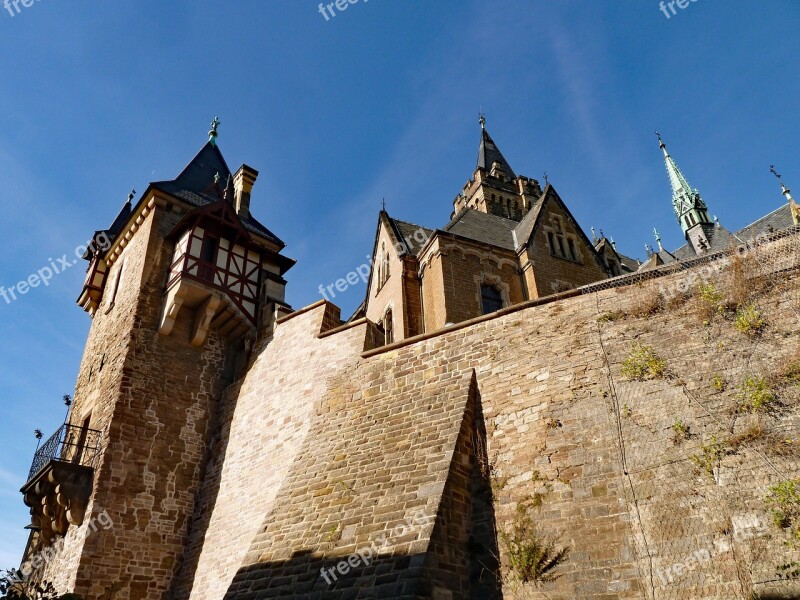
left=186, top=233, right=800, bottom=599
left=176, top=303, right=373, bottom=600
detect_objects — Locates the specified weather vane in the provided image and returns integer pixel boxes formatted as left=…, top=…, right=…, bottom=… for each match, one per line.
left=770, top=165, right=782, bottom=182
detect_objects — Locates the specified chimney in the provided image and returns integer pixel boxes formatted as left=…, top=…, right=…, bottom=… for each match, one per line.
left=233, top=164, right=259, bottom=219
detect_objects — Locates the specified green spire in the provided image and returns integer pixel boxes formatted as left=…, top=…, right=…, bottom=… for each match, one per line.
left=656, top=132, right=712, bottom=237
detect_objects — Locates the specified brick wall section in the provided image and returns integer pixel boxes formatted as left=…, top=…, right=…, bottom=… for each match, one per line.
left=172, top=304, right=376, bottom=600
left=524, top=198, right=608, bottom=296
left=424, top=238, right=525, bottom=329
left=221, top=361, right=475, bottom=599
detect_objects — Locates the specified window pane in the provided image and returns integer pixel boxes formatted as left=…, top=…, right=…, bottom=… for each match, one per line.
left=481, top=285, right=503, bottom=314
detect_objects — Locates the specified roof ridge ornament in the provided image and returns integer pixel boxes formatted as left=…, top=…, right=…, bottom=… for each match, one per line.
left=479, top=112, right=486, bottom=130
left=209, top=116, right=221, bottom=147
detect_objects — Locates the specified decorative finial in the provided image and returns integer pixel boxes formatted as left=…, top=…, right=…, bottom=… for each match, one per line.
left=63, top=394, right=72, bottom=407
left=645, top=243, right=653, bottom=257
left=654, top=228, right=663, bottom=251
left=127, top=189, right=135, bottom=203
left=381, top=198, right=386, bottom=212
left=771, top=164, right=792, bottom=195
left=610, top=237, right=617, bottom=250
left=591, top=226, right=597, bottom=243
left=34, top=429, right=43, bottom=440
left=543, top=171, right=549, bottom=186
left=479, top=112, right=486, bottom=130
left=599, top=228, right=605, bottom=239
left=714, top=215, right=720, bottom=226
left=209, top=116, right=221, bottom=146
left=223, top=174, right=234, bottom=203
left=214, top=172, right=221, bottom=184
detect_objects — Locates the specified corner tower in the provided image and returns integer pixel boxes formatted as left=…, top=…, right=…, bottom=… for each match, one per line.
left=19, top=121, right=294, bottom=599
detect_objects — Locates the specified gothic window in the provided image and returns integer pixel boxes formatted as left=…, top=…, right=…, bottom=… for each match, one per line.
left=382, top=309, right=394, bottom=344
left=382, top=251, right=390, bottom=286
left=567, top=239, right=577, bottom=261
left=547, top=231, right=557, bottom=255
left=481, top=284, right=503, bottom=315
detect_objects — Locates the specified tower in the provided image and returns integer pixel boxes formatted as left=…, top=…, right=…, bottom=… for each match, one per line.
left=452, top=115, right=543, bottom=221
left=19, top=122, right=294, bottom=599
left=657, top=133, right=716, bottom=254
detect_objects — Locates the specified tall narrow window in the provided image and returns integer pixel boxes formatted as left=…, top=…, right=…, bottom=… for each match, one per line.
left=547, top=232, right=557, bottom=255
left=481, top=284, right=503, bottom=315
left=107, top=259, right=127, bottom=309
left=557, top=235, right=566, bottom=257
left=383, top=310, right=394, bottom=344
left=567, top=239, right=577, bottom=261
left=201, top=236, right=218, bottom=263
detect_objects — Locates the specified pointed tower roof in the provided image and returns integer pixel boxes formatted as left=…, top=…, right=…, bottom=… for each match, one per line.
left=155, top=141, right=232, bottom=197
left=477, top=116, right=516, bottom=178
left=658, top=133, right=697, bottom=214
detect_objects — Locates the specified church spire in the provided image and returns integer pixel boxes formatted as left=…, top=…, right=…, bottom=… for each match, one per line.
left=656, top=133, right=713, bottom=249
left=477, top=116, right=516, bottom=178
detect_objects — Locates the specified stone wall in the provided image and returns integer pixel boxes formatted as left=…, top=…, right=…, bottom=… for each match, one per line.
left=180, top=230, right=800, bottom=599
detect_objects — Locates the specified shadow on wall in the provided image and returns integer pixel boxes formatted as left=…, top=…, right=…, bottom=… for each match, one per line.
left=220, top=375, right=504, bottom=599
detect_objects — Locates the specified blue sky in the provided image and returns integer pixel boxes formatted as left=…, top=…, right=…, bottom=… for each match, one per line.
left=0, top=0, right=798, bottom=565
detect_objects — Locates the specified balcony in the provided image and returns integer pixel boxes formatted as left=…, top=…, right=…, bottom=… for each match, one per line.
left=21, top=424, right=102, bottom=546
left=159, top=228, right=263, bottom=346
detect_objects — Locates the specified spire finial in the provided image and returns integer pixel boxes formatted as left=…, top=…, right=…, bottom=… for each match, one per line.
left=209, top=116, right=221, bottom=146
left=599, top=228, right=605, bottom=239
left=771, top=164, right=791, bottom=194
left=656, top=130, right=669, bottom=157
left=591, top=226, right=597, bottom=243
left=479, top=112, right=486, bottom=130
left=381, top=197, right=386, bottom=212
left=543, top=171, right=549, bottom=186
left=127, top=188, right=135, bottom=204
left=610, top=237, right=617, bottom=250
left=214, top=172, right=221, bottom=184
left=654, top=228, right=663, bottom=251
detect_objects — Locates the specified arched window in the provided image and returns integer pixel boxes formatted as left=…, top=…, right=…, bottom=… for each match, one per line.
left=383, top=309, right=394, bottom=344
left=481, top=284, right=503, bottom=315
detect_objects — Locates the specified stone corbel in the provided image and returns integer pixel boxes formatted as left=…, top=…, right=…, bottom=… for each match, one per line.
left=191, top=293, right=223, bottom=347
left=159, top=284, right=188, bottom=337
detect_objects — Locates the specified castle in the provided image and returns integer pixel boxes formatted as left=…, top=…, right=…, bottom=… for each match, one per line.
left=16, top=118, right=800, bottom=600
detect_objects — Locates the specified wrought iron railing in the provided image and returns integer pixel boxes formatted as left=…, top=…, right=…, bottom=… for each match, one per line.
left=27, top=423, right=102, bottom=482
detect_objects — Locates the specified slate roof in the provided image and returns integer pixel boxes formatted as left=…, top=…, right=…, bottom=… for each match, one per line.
left=150, top=142, right=285, bottom=248
left=442, top=208, right=518, bottom=251
left=735, top=204, right=795, bottom=241
left=388, top=217, right=434, bottom=256
left=669, top=224, right=737, bottom=262
left=477, top=127, right=516, bottom=178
